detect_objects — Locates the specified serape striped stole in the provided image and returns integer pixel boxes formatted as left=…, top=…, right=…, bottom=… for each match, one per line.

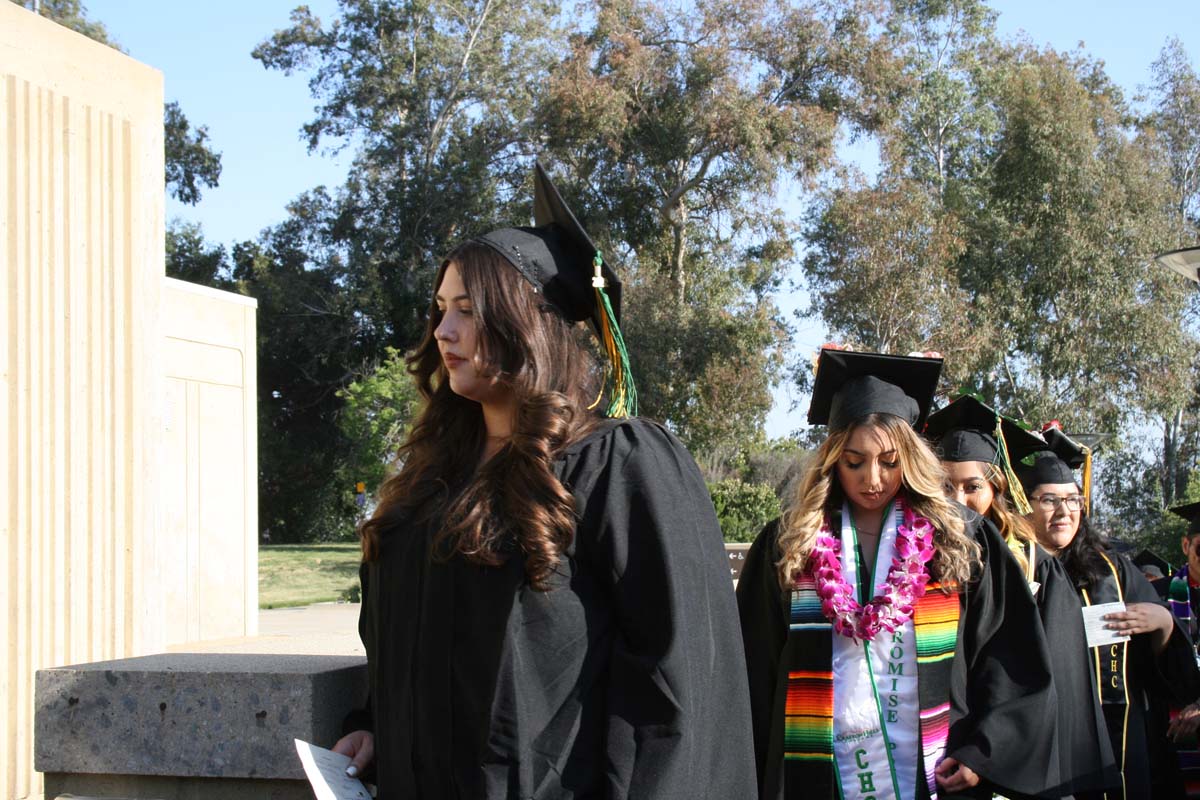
left=783, top=575, right=960, bottom=799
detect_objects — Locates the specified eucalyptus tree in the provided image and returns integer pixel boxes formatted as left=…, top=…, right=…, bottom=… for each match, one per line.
left=535, top=0, right=900, bottom=452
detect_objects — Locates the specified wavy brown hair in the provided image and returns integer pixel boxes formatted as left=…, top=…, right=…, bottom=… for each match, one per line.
left=777, top=413, right=981, bottom=591
left=360, top=241, right=601, bottom=589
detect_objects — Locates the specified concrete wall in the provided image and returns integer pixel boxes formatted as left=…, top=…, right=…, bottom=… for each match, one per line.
left=1, top=5, right=166, bottom=798
left=162, top=278, right=258, bottom=644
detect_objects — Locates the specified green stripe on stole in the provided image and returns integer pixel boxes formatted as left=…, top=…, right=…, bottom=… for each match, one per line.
left=782, top=578, right=960, bottom=799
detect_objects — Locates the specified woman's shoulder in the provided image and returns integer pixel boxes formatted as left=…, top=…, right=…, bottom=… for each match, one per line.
left=555, top=417, right=702, bottom=500
left=559, top=416, right=687, bottom=467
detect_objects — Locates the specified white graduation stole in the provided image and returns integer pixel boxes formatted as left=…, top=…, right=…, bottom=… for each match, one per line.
left=832, top=502, right=921, bottom=800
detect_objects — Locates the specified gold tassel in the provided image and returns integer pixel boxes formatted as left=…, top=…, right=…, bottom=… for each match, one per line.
left=1081, top=444, right=1093, bottom=512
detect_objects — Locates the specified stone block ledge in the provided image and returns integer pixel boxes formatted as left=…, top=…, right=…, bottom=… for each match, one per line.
left=35, top=653, right=367, bottom=782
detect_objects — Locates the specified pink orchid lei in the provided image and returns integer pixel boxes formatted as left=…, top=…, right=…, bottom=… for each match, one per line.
left=807, top=500, right=936, bottom=641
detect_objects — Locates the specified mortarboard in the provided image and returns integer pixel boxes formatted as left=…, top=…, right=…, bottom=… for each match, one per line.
left=1131, top=548, right=1170, bottom=575
left=1171, top=501, right=1200, bottom=537
left=1015, top=427, right=1101, bottom=501
left=924, top=394, right=1045, bottom=513
left=924, top=394, right=1044, bottom=465
left=471, top=163, right=635, bottom=417
left=808, top=349, right=942, bottom=431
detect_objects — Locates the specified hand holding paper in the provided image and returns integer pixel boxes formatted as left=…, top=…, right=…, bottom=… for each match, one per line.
left=1081, top=602, right=1130, bottom=649
left=295, top=738, right=373, bottom=800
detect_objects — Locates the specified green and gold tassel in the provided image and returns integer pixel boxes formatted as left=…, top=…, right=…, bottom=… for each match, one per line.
left=994, top=415, right=1032, bottom=516
left=588, top=251, right=638, bottom=419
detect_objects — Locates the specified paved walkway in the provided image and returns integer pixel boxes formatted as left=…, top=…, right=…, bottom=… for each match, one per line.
left=166, top=602, right=365, bottom=656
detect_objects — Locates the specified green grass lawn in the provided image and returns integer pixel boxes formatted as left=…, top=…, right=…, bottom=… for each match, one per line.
left=259, top=543, right=363, bottom=609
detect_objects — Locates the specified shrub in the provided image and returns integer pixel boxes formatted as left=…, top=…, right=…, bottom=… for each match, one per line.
left=708, top=478, right=781, bottom=543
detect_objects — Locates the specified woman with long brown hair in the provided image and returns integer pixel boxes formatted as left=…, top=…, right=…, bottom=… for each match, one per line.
left=736, top=349, right=1058, bottom=800
left=333, top=165, right=756, bottom=799
left=924, top=396, right=1117, bottom=797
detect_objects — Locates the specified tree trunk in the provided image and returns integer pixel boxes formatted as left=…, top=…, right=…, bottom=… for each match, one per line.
left=671, top=211, right=687, bottom=305
left=1163, top=407, right=1184, bottom=508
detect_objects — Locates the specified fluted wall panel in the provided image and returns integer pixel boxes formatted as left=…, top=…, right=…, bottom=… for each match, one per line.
left=1, top=6, right=165, bottom=798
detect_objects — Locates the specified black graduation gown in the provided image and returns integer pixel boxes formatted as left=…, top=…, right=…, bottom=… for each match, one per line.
left=1070, top=552, right=1200, bottom=800
left=737, top=507, right=1059, bottom=799
left=1028, top=545, right=1120, bottom=796
left=350, top=418, right=758, bottom=800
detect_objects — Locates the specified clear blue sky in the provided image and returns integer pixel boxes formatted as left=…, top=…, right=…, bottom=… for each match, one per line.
left=86, top=0, right=1196, bottom=438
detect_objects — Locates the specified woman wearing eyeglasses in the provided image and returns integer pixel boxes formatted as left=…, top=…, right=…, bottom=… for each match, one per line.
left=1017, top=428, right=1196, bottom=800
left=737, top=350, right=1059, bottom=800
left=924, top=398, right=1117, bottom=797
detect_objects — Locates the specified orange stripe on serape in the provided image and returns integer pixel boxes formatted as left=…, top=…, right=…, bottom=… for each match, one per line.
left=784, top=670, right=834, bottom=760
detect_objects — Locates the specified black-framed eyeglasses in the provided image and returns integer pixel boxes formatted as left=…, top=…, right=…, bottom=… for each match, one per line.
left=1031, top=493, right=1085, bottom=512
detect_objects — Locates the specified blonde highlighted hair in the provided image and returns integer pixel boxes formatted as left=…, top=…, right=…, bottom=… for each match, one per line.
left=776, top=413, right=981, bottom=590
left=979, top=463, right=1036, bottom=577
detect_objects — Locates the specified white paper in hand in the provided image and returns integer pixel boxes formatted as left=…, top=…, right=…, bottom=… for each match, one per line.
left=295, top=738, right=372, bottom=800
left=1081, top=602, right=1132, bottom=649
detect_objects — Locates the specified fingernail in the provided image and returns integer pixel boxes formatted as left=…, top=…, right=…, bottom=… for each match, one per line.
left=346, top=765, right=359, bottom=778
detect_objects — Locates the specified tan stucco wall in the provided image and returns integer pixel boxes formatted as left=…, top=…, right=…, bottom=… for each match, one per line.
left=1, top=5, right=165, bottom=798
left=162, top=278, right=259, bottom=645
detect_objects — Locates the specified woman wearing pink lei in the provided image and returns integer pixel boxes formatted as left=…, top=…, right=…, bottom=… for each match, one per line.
left=737, top=349, right=1058, bottom=800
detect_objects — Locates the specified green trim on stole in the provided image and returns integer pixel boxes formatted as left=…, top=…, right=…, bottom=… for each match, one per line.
left=781, top=564, right=961, bottom=797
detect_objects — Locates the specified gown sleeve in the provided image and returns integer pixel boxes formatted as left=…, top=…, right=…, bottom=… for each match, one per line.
left=1032, top=546, right=1119, bottom=795
left=568, top=419, right=759, bottom=800
left=1116, top=554, right=1200, bottom=706
left=947, top=512, right=1060, bottom=798
left=341, top=561, right=374, bottom=736
left=735, top=519, right=787, bottom=795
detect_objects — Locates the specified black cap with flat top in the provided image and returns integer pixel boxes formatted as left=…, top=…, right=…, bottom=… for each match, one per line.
left=1171, top=501, right=1200, bottom=536
left=1132, top=548, right=1171, bottom=574
left=924, top=394, right=1045, bottom=465
left=1015, top=428, right=1093, bottom=493
left=465, top=162, right=636, bottom=418
left=472, top=162, right=622, bottom=328
left=807, top=349, right=943, bottom=431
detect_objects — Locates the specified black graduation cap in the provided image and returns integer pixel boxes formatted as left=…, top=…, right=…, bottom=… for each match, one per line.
left=473, top=162, right=621, bottom=326
left=470, top=163, right=636, bottom=417
left=1171, top=501, right=1200, bottom=537
left=924, top=394, right=1045, bottom=465
left=1154, top=246, right=1200, bottom=285
left=1015, top=428, right=1092, bottom=493
left=808, top=349, right=942, bottom=431
left=1131, top=548, right=1170, bottom=575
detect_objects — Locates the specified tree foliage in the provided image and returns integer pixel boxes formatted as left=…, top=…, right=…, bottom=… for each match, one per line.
left=243, top=0, right=567, bottom=539
left=31, top=0, right=1200, bottom=544
left=164, top=101, right=222, bottom=205
left=708, top=478, right=781, bottom=543
left=534, top=0, right=898, bottom=452
left=337, top=347, right=421, bottom=497
left=253, top=0, right=563, bottom=343
left=166, top=220, right=233, bottom=286
left=1142, top=37, right=1200, bottom=236
left=10, top=0, right=117, bottom=44
left=962, top=46, right=1192, bottom=431
left=1135, top=39, right=1200, bottom=510
left=800, top=6, right=1200, bottom=541
left=802, top=173, right=987, bottom=390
